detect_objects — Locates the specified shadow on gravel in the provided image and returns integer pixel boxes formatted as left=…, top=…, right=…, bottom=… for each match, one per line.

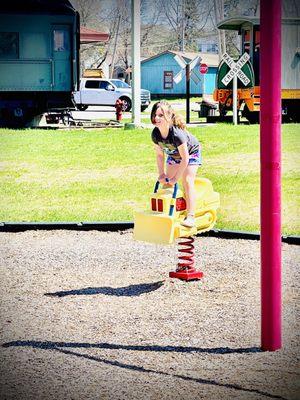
left=3, top=340, right=261, bottom=354
left=44, top=281, right=164, bottom=297
left=2, top=341, right=286, bottom=400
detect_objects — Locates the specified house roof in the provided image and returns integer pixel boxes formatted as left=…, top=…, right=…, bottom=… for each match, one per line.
left=141, top=50, right=219, bottom=67
left=0, top=0, right=76, bottom=14
left=80, top=26, right=110, bottom=44
left=217, top=16, right=300, bottom=30
left=217, top=17, right=260, bottom=30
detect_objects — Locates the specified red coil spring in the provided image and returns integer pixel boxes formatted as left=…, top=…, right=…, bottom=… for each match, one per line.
left=177, top=236, right=195, bottom=271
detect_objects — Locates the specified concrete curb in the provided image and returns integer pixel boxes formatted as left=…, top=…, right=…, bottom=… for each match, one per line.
left=0, top=222, right=298, bottom=245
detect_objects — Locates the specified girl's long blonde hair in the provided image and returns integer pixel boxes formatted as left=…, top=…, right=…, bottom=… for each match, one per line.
left=150, top=101, right=186, bottom=130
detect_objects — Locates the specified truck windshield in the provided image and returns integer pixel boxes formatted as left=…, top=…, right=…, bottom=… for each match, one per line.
left=110, top=79, right=130, bottom=88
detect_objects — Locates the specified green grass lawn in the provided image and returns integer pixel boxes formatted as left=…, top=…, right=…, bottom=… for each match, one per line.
left=0, top=124, right=299, bottom=235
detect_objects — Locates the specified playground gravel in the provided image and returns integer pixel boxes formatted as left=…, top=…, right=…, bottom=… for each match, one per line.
left=0, top=229, right=299, bottom=400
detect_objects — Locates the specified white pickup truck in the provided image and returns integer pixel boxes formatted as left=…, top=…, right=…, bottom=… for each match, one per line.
left=73, top=78, right=151, bottom=112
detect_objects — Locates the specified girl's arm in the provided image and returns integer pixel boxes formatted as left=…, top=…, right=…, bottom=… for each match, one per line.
left=154, top=144, right=167, bottom=182
left=168, top=142, right=189, bottom=184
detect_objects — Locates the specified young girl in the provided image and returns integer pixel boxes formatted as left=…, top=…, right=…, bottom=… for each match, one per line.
left=150, top=101, right=201, bottom=228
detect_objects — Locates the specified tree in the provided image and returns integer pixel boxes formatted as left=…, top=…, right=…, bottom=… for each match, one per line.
left=213, top=0, right=226, bottom=58
left=72, top=0, right=264, bottom=76
left=158, top=0, right=214, bottom=52
left=70, top=0, right=111, bottom=72
left=93, top=0, right=165, bottom=79
left=71, top=0, right=102, bottom=26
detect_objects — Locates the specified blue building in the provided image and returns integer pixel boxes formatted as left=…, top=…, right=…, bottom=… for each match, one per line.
left=141, top=51, right=219, bottom=97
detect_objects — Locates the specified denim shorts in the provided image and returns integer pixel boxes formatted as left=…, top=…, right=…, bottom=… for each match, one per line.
left=166, top=151, right=201, bottom=166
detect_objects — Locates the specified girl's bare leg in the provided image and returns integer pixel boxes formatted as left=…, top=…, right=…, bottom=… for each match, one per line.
left=166, top=163, right=199, bottom=215
left=166, top=163, right=180, bottom=183
left=182, top=165, right=199, bottom=215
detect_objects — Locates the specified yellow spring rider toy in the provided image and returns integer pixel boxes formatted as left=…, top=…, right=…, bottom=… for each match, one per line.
left=134, top=177, right=220, bottom=280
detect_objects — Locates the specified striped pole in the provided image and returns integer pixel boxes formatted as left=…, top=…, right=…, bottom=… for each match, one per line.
left=260, top=0, right=282, bottom=351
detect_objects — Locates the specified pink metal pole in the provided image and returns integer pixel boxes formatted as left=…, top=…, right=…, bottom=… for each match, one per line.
left=260, top=0, right=282, bottom=351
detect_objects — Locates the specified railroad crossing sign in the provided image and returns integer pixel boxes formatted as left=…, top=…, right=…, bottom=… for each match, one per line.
left=173, top=54, right=202, bottom=123
left=221, top=52, right=250, bottom=86
left=173, top=55, right=201, bottom=84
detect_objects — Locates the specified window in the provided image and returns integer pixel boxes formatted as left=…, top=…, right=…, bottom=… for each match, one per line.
left=164, top=71, right=173, bottom=89
left=85, top=80, right=111, bottom=89
left=253, top=27, right=260, bottom=85
left=243, top=29, right=251, bottom=54
left=199, top=43, right=218, bottom=53
left=23, top=33, right=47, bottom=58
left=85, top=80, right=100, bottom=89
left=0, top=32, right=19, bottom=59
left=254, top=29, right=260, bottom=49
left=53, top=29, right=69, bottom=52
left=111, top=79, right=130, bottom=88
left=99, top=81, right=110, bottom=89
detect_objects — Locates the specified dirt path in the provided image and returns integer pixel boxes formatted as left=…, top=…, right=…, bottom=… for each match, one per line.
left=0, top=230, right=299, bottom=400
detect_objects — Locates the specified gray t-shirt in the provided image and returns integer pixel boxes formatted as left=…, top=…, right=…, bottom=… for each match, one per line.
left=151, top=126, right=199, bottom=160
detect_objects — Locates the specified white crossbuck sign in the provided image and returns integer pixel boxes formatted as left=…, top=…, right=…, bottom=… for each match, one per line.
left=221, top=52, right=250, bottom=86
left=173, top=55, right=201, bottom=84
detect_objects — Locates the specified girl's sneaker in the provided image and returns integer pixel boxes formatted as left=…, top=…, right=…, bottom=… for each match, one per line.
left=181, top=215, right=195, bottom=228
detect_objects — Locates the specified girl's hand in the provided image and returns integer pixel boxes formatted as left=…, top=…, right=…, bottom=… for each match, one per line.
left=158, top=173, right=167, bottom=183
left=167, top=177, right=177, bottom=185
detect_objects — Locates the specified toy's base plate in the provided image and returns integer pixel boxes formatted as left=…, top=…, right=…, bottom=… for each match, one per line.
left=169, top=270, right=204, bottom=281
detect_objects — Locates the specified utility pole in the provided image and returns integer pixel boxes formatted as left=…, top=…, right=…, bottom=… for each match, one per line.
left=181, top=0, right=185, bottom=52
left=110, top=14, right=121, bottom=78
left=131, top=0, right=141, bottom=126
left=214, top=0, right=226, bottom=60
left=220, top=0, right=226, bottom=54
left=186, top=63, right=190, bottom=123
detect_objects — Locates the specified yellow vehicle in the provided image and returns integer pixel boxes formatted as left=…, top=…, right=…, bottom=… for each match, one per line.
left=82, top=68, right=105, bottom=78
left=134, top=177, right=220, bottom=245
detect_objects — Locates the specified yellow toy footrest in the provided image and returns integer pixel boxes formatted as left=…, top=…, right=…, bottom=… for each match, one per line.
left=134, top=212, right=175, bottom=245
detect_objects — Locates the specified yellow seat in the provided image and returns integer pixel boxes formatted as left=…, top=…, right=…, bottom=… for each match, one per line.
left=133, top=178, right=220, bottom=245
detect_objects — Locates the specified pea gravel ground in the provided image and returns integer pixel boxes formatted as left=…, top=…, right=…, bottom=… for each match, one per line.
left=0, top=230, right=299, bottom=400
